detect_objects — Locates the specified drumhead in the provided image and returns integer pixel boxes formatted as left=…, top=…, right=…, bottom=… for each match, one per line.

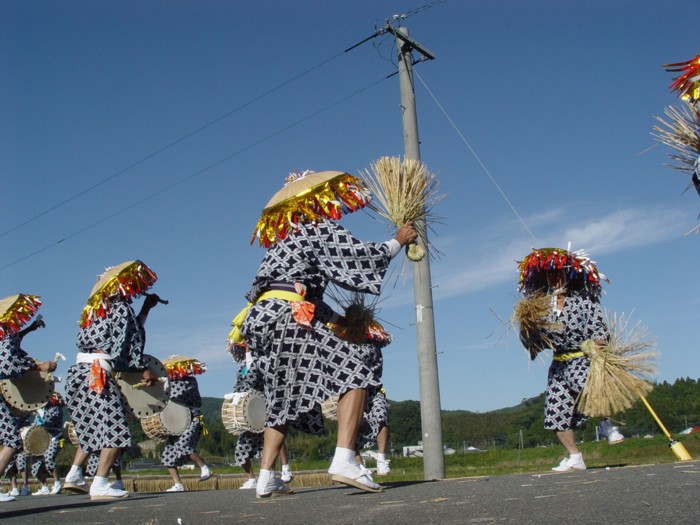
left=23, top=426, right=51, bottom=455
left=116, top=354, right=167, bottom=417
left=246, top=393, right=266, bottom=433
left=158, top=401, right=191, bottom=435
left=221, top=391, right=266, bottom=434
left=0, top=370, right=55, bottom=412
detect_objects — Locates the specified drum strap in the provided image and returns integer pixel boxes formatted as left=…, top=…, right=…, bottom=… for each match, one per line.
left=227, top=290, right=306, bottom=346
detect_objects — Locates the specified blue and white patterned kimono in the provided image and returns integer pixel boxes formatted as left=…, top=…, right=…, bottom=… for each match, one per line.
left=160, top=376, right=204, bottom=468
left=65, top=298, right=147, bottom=453
left=0, top=334, right=36, bottom=450
left=241, top=219, right=392, bottom=434
left=29, top=404, right=64, bottom=477
left=520, top=293, right=608, bottom=431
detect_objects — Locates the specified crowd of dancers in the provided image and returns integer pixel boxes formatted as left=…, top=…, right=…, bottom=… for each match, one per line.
left=1, top=170, right=412, bottom=502
left=2, top=169, right=629, bottom=506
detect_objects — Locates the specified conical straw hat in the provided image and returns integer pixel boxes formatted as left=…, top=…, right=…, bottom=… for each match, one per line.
left=80, top=260, right=157, bottom=327
left=252, top=170, right=371, bottom=247
left=0, top=294, right=42, bottom=340
left=162, top=354, right=206, bottom=380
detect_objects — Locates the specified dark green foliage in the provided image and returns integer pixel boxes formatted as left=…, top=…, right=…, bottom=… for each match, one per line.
left=56, top=377, right=700, bottom=468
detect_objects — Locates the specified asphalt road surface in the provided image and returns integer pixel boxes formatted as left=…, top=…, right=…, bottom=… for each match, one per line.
left=2, top=461, right=698, bottom=524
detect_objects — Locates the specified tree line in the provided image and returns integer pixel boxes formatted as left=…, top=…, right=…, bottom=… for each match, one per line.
left=124, top=376, right=700, bottom=463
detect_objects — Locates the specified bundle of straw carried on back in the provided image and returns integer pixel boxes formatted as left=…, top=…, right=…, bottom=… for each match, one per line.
left=324, top=288, right=392, bottom=348
left=653, top=53, right=700, bottom=233
left=577, top=313, right=657, bottom=417
left=360, top=156, right=445, bottom=261
left=512, top=292, right=563, bottom=360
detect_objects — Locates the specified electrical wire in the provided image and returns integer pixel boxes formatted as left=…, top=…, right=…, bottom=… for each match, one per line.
left=1, top=75, right=392, bottom=271
left=413, top=69, right=540, bottom=244
left=1, top=51, right=347, bottom=240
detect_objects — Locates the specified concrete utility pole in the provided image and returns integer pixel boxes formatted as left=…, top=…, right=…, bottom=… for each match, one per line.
left=394, top=25, right=445, bottom=480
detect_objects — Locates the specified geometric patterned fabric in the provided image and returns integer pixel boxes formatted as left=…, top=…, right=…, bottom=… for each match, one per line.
left=525, top=293, right=608, bottom=431
left=66, top=299, right=148, bottom=453
left=544, top=356, right=591, bottom=431
left=160, top=376, right=203, bottom=468
left=241, top=220, right=391, bottom=433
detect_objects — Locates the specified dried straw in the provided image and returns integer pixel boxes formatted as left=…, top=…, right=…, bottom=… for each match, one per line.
left=652, top=101, right=700, bottom=234
left=578, top=313, right=657, bottom=417
left=360, top=156, right=445, bottom=261
left=512, top=292, right=562, bottom=360
left=652, top=102, right=700, bottom=176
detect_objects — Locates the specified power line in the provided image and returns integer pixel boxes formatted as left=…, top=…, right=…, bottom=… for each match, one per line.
left=413, top=69, right=539, bottom=244
left=1, top=51, right=346, bottom=240
left=1, top=75, right=391, bottom=271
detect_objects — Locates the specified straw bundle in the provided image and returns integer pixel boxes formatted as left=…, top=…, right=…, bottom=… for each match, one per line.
left=512, top=292, right=562, bottom=360
left=652, top=101, right=700, bottom=233
left=652, top=102, right=700, bottom=176
left=324, top=288, right=392, bottom=347
left=577, top=313, right=657, bottom=417
left=361, top=156, right=445, bottom=261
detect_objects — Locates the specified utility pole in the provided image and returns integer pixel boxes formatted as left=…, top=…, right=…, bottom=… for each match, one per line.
left=394, top=25, right=445, bottom=480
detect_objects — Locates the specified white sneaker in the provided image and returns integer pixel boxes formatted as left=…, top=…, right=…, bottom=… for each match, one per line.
left=8, top=488, right=19, bottom=497
left=239, top=478, right=257, bottom=489
left=111, top=480, right=125, bottom=491
left=0, top=492, right=15, bottom=502
left=280, top=467, right=293, bottom=484
left=166, top=483, right=185, bottom=492
left=89, top=485, right=129, bottom=501
left=19, top=486, right=30, bottom=497
left=329, top=459, right=383, bottom=493
left=551, top=455, right=586, bottom=472
left=376, top=459, right=391, bottom=476
left=64, top=473, right=89, bottom=494
left=32, top=486, right=51, bottom=496
left=256, top=471, right=294, bottom=499
left=607, top=428, right=624, bottom=444
left=50, top=481, right=62, bottom=495
left=199, top=465, right=212, bottom=482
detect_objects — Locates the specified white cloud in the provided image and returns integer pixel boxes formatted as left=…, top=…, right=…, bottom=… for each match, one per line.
left=391, top=204, right=689, bottom=304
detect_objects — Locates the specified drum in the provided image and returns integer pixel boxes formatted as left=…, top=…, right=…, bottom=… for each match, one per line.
left=21, top=426, right=51, bottom=455
left=321, top=395, right=339, bottom=421
left=115, top=354, right=167, bottom=417
left=63, top=421, right=79, bottom=447
left=221, top=391, right=266, bottom=435
left=140, top=401, right=192, bottom=439
left=0, top=370, right=55, bottom=413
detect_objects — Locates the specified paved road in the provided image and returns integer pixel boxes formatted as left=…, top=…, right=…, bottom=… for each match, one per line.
left=2, top=461, right=698, bottom=524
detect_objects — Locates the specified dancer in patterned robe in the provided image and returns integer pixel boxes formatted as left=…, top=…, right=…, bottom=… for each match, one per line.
left=516, top=248, right=621, bottom=472
left=64, top=261, right=162, bottom=500
left=0, top=295, right=55, bottom=502
left=233, top=170, right=416, bottom=497
left=161, top=365, right=212, bottom=492
left=3, top=414, right=30, bottom=497
left=29, top=393, right=65, bottom=495
left=354, top=331, right=391, bottom=476
left=325, top=296, right=393, bottom=477
left=229, top=349, right=264, bottom=489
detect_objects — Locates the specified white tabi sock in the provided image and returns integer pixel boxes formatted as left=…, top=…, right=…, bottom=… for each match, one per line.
left=333, top=447, right=356, bottom=464
left=569, top=453, right=582, bottom=460
left=377, top=453, right=386, bottom=462
left=66, top=465, right=81, bottom=479
left=91, top=476, right=109, bottom=490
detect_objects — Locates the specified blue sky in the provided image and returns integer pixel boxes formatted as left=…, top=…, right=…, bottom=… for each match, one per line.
left=2, top=1, right=699, bottom=414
